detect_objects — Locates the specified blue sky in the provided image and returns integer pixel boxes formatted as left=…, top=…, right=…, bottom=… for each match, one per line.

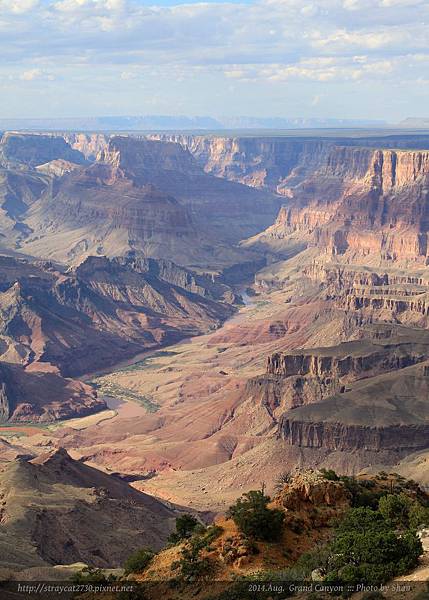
left=0, top=0, right=428, bottom=122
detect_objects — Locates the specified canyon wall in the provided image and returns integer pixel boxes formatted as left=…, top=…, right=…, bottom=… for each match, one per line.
left=278, top=419, right=429, bottom=453
left=148, top=134, right=429, bottom=265
left=252, top=146, right=429, bottom=264
left=275, top=360, right=429, bottom=454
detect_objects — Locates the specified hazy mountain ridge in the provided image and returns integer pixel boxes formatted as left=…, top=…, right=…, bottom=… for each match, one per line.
left=0, top=115, right=389, bottom=132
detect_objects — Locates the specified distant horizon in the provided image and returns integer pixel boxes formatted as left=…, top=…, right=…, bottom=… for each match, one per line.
left=2, top=114, right=429, bottom=133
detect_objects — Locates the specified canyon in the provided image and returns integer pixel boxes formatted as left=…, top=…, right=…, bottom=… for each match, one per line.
left=0, top=129, right=429, bottom=572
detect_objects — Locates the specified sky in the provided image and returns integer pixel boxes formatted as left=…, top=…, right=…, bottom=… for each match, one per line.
left=0, top=0, right=428, bottom=122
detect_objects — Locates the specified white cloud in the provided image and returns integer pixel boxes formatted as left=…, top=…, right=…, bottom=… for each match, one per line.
left=0, top=0, right=427, bottom=118
left=0, top=0, right=38, bottom=12
left=19, top=69, right=56, bottom=81
left=120, top=71, right=137, bottom=80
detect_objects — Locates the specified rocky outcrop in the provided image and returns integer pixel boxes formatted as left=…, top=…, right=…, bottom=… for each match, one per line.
left=0, top=132, right=86, bottom=169
left=277, top=470, right=350, bottom=511
left=266, top=340, right=428, bottom=380
left=277, top=362, right=429, bottom=453
left=64, top=132, right=109, bottom=160
left=279, top=420, right=429, bottom=453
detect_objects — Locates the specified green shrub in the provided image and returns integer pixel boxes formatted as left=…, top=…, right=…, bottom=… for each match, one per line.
left=227, top=490, right=284, bottom=542
left=319, top=468, right=340, bottom=481
left=123, top=548, right=155, bottom=575
left=378, top=493, right=412, bottom=528
left=175, top=535, right=214, bottom=581
left=340, top=476, right=384, bottom=508
left=378, top=493, right=429, bottom=531
left=288, top=543, right=331, bottom=580
left=326, top=507, right=423, bottom=585
left=168, top=513, right=200, bottom=544
left=409, top=502, right=429, bottom=529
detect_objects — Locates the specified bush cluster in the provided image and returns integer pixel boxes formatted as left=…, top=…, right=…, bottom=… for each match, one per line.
left=325, top=506, right=423, bottom=585
left=227, top=490, right=284, bottom=542
left=123, top=548, right=155, bottom=575
left=168, top=513, right=203, bottom=545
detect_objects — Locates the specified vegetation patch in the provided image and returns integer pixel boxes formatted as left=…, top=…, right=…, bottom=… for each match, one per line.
left=91, top=380, right=160, bottom=412
left=227, top=490, right=284, bottom=542
left=117, top=351, right=178, bottom=373
left=123, top=548, right=155, bottom=575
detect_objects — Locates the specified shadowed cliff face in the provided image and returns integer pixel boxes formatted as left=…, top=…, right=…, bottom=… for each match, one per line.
left=11, top=135, right=281, bottom=268
left=0, top=254, right=235, bottom=380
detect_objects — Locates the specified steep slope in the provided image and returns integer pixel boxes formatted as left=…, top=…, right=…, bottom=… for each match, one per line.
left=23, top=164, right=198, bottom=265
left=0, top=133, right=87, bottom=253
left=0, top=361, right=104, bottom=423
left=0, top=168, right=49, bottom=249
left=247, top=146, right=429, bottom=266
left=0, top=448, right=177, bottom=569
left=21, top=136, right=281, bottom=269
left=0, top=254, right=234, bottom=378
